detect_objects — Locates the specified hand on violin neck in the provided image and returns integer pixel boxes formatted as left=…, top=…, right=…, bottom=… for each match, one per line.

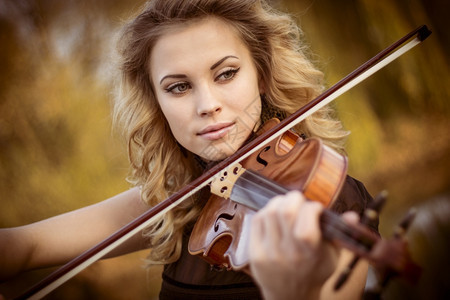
left=248, top=191, right=340, bottom=300
left=340, top=210, right=360, bottom=225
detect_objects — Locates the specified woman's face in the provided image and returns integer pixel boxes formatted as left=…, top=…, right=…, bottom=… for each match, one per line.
left=150, top=17, right=262, bottom=161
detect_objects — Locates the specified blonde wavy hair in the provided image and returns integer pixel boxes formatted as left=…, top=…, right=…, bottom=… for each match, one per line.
left=113, top=0, right=349, bottom=266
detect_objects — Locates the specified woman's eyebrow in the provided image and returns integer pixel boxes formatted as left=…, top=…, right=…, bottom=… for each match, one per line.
left=159, top=74, right=187, bottom=85
left=210, top=55, right=239, bottom=70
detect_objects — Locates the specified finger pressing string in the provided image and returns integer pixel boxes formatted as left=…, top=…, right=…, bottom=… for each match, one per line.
left=292, top=200, right=324, bottom=251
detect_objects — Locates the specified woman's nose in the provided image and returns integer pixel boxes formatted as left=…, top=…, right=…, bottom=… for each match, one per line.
left=196, top=87, right=222, bottom=117
left=198, top=105, right=222, bottom=117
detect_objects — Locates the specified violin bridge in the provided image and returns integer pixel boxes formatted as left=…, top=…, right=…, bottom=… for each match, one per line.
left=210, top=163, right=246, bottom=199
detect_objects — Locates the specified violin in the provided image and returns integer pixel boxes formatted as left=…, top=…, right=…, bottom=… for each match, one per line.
left=189, top=118, right=348, bottom=269
left=14, top=25, right=431, bottom=300
left=188, top=118, right=421, bottom=291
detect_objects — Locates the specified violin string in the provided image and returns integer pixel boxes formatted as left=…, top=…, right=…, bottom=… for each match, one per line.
left=227, top=171, right=374, bottom=248
left=228, top=171, right=287, bottom=209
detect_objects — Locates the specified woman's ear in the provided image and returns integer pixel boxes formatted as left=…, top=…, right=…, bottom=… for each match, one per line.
left=258, top=78, right=266, bottom=95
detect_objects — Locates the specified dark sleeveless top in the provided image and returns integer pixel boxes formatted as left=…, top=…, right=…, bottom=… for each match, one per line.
left=159, top=175, right=378, bottom=300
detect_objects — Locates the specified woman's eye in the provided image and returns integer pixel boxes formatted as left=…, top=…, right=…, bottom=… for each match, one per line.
left=216, top=67, right=240, bottom=82
left=165, top=82, right=191, bottom=94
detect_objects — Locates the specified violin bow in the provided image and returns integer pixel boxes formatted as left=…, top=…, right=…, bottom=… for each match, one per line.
left=15, top=25, right=432, bottom=300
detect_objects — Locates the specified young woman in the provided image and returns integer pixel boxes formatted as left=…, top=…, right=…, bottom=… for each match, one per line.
left=0, top=0, right=378, bottom=299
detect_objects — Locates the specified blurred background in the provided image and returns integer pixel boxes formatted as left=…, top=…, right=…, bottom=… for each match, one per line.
left=0, top=0, right=448, bottom=299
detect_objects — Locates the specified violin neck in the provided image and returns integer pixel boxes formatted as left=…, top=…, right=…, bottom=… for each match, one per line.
left=228, top=169, right=377, bottom=252
left=320, top=210, right=376, bottom=253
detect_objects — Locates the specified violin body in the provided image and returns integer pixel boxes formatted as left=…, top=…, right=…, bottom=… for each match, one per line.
left=188, top=119, right=348, bottom=270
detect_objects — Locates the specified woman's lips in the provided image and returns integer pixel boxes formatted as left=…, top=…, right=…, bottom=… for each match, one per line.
left=197, top=122, right=235, bottom=140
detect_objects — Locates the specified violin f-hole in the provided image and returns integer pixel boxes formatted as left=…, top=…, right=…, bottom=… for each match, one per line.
left=213, top=204, right=238, bottom=232
left=256, top=146, right=271, bottom=168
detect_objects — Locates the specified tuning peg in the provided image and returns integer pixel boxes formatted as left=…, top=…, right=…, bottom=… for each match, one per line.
left=362, top=190, right=387, bottom=224
left=393, top=208, right=417, bottom=239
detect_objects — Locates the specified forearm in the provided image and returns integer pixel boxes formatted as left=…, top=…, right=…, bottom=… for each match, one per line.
left=0, top=227, right=35, bottom=281
left=0, top=187, right=150, bottom=281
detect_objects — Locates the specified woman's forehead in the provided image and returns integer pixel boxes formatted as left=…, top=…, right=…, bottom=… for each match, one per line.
left=149, top=17, right=251, bottom=78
